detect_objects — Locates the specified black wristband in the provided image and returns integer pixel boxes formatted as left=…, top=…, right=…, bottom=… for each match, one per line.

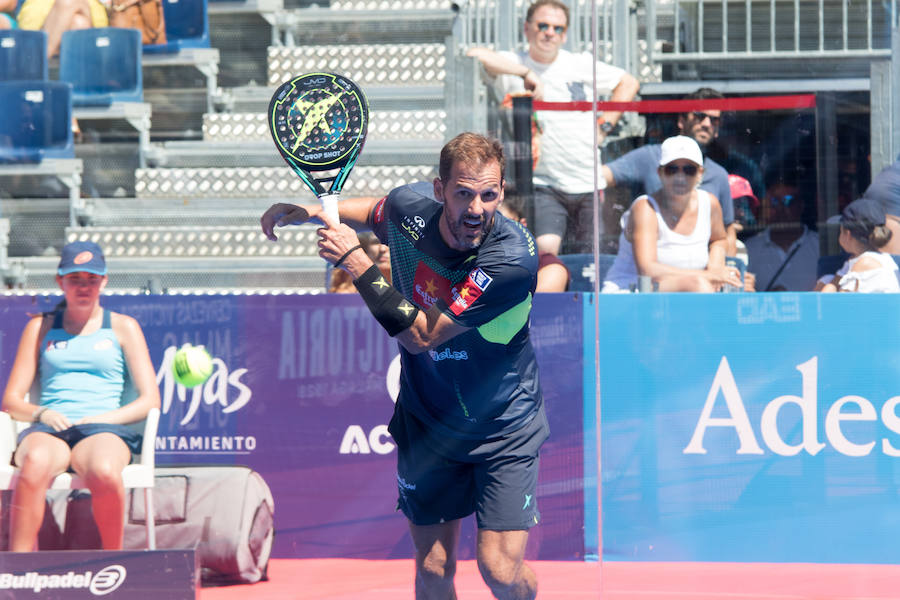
left=353, top=265, right=419, bottom=337
left=334, top=244, right=363, bottom=269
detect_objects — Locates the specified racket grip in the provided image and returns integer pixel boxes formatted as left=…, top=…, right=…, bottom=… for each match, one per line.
left=320, top=194, right=340, bottom=224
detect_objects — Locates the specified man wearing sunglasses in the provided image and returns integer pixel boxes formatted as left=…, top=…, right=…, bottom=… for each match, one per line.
left=744, top=176, right=819, bottom=291
left=602, top=88, right=737, bottom=255
left=466, top=0, right=640, bottom=257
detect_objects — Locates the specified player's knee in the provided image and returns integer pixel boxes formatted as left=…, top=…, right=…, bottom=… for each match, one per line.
left=476, top=551, right=520, bottom=591
left=416, top=552, right=457, bottom=588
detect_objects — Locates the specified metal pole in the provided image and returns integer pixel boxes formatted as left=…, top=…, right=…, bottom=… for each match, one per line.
left=511, top=95, right=535, bottom=230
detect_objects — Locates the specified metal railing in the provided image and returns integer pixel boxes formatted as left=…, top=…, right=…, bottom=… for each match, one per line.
left=649, top=0, right=898, bottom=63
left=453, top=0, right=897, bottom=73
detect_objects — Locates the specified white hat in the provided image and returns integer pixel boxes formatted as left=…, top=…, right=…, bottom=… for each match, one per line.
left=659, top=135, right=703, bottom=167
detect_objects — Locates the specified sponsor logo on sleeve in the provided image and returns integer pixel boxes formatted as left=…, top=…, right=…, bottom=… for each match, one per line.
left=373, top=197, right=387, bottom=225
left=449, top=268, right=491, bottom=316
left=400, top=215, right=425, bottom=242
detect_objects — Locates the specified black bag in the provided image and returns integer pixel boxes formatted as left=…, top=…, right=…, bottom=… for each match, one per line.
left=124, top=466, right=275, bottom=584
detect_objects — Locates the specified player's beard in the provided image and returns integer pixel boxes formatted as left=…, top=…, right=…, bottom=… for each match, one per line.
left=445, top=211, right=492, bottom=250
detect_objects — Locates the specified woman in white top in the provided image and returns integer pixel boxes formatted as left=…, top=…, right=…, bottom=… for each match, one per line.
left=603, top=136, right=742, bottom=292
left=816, top=197, right=900, bottom=293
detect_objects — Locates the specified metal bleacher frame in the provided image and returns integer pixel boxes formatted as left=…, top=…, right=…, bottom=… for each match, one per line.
left=141, top=47, right=220, bottom=114
left=208, top=0, right=287, bottom=47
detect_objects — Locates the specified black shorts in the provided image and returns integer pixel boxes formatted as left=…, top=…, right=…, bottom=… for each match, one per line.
left=388, top=400, right=549, bottom=531
left=18, top=423, right=143, bottom=456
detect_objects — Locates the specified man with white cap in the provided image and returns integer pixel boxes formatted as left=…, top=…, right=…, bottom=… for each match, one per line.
left=602, top=135, right=740, bottom=292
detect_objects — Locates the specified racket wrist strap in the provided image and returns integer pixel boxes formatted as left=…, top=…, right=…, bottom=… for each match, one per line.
left=354, top=265, right=418, bottom=337
left=334, top=244, right=363, bottom=269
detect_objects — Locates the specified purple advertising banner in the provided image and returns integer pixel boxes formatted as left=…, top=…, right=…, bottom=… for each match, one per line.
left=0, top=549, right=197, bottom=598
left=0, top=293, right=586, bottom=561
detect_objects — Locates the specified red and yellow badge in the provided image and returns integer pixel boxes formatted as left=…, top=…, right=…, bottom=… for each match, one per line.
left=413, top=262, right=452, bottom=310
left=450, top=268, right=492, bottom=316
left=74, top=251, right=94, bottom=265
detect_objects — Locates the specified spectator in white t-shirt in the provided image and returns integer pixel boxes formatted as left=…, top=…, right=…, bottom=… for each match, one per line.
left=466, top=0, right=640, bottom=256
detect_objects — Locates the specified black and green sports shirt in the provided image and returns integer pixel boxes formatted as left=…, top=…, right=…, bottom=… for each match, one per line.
left=370, top=182, right=544, bottom=440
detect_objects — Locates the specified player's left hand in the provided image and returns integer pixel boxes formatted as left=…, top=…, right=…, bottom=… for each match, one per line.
left=260, top=203, right=312, bottom=241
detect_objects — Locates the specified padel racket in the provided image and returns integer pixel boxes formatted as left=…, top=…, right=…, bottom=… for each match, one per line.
left=268, top=72, right=369, bottom=223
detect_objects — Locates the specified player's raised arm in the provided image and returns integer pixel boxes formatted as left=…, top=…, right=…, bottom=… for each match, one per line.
left=261, top=196, right=382, bottom=241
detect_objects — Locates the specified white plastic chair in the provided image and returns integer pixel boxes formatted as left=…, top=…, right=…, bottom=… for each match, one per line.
left=0, top=407, right=159, bottom=550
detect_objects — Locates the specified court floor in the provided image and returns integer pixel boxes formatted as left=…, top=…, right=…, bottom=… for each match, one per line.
left=199, top=559, right=900, bottom=599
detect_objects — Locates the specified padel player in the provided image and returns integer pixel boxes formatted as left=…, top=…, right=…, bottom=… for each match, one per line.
left=261, top=132, right=546, bottom=600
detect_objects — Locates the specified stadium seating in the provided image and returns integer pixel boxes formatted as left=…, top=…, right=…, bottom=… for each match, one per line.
left=0, top=29, right=48, bottom=81
left=60, top=28, right=143, bottom=106
left=0, top=407, right=160, bottom=550
left=144, top=0, right=211, bottom=53
left=0, top=81, right=74, bottom=162
left=559, top=254, right=617, bottom=292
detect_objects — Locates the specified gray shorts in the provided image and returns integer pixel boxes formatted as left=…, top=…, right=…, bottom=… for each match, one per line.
left=532, top=186, right=600, bottom=254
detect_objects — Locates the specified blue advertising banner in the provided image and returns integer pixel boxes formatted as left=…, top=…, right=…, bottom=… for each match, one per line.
left=596, top=293, right=900, bottom=564
left=0, top=293, right=585, bottom=561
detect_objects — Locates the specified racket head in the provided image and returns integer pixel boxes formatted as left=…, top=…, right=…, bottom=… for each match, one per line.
left=268, top=72, right=369, bottom=174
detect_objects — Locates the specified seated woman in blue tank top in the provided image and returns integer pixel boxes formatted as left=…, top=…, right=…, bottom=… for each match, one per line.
left=1, top=241, right=160, bottom=551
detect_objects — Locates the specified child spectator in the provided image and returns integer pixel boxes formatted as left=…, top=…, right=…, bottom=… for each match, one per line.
left=816, top=197, right=900, bottom=293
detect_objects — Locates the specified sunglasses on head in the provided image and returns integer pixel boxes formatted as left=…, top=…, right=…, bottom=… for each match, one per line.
left=536, top=22, right=566, bottom=34
left=662, top=164, right=699, bottom=177
left=768, top=194, right=795, bottom=208
left=691, top=111, right=721, bottom=126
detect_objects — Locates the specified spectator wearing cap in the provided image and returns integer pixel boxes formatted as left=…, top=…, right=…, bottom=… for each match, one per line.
left=744, top=177, right=819, bottom=291
left=815, top=197, right=900, bottom=292
left=602, top=88, right=738, bottom=255
left=727, top=174, right=759, bottom=291
left=602, top=136, right=741, bottom=292
left=728, top=174, right=759, bottom=234
left=1, top=240, right=160, bottom=552
left=862, top=157, right=900, bottom=254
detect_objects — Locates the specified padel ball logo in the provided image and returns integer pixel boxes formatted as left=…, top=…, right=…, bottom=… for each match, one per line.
left=0, top=564, right=126, bottom=595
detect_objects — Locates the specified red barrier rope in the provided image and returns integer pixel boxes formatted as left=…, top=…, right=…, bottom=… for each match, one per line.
left=531, top=94, right=817, bottom=113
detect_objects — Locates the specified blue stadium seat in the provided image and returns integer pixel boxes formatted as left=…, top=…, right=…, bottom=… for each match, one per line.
left=559, top=253, right=617, bottom=292
left=59, top=28, right=143, bottom=107
left=143, top=0, right=210, bottom=53
left=0, top=29, right=48, bottom=81
left=0, top=81, right=74, bottom=163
